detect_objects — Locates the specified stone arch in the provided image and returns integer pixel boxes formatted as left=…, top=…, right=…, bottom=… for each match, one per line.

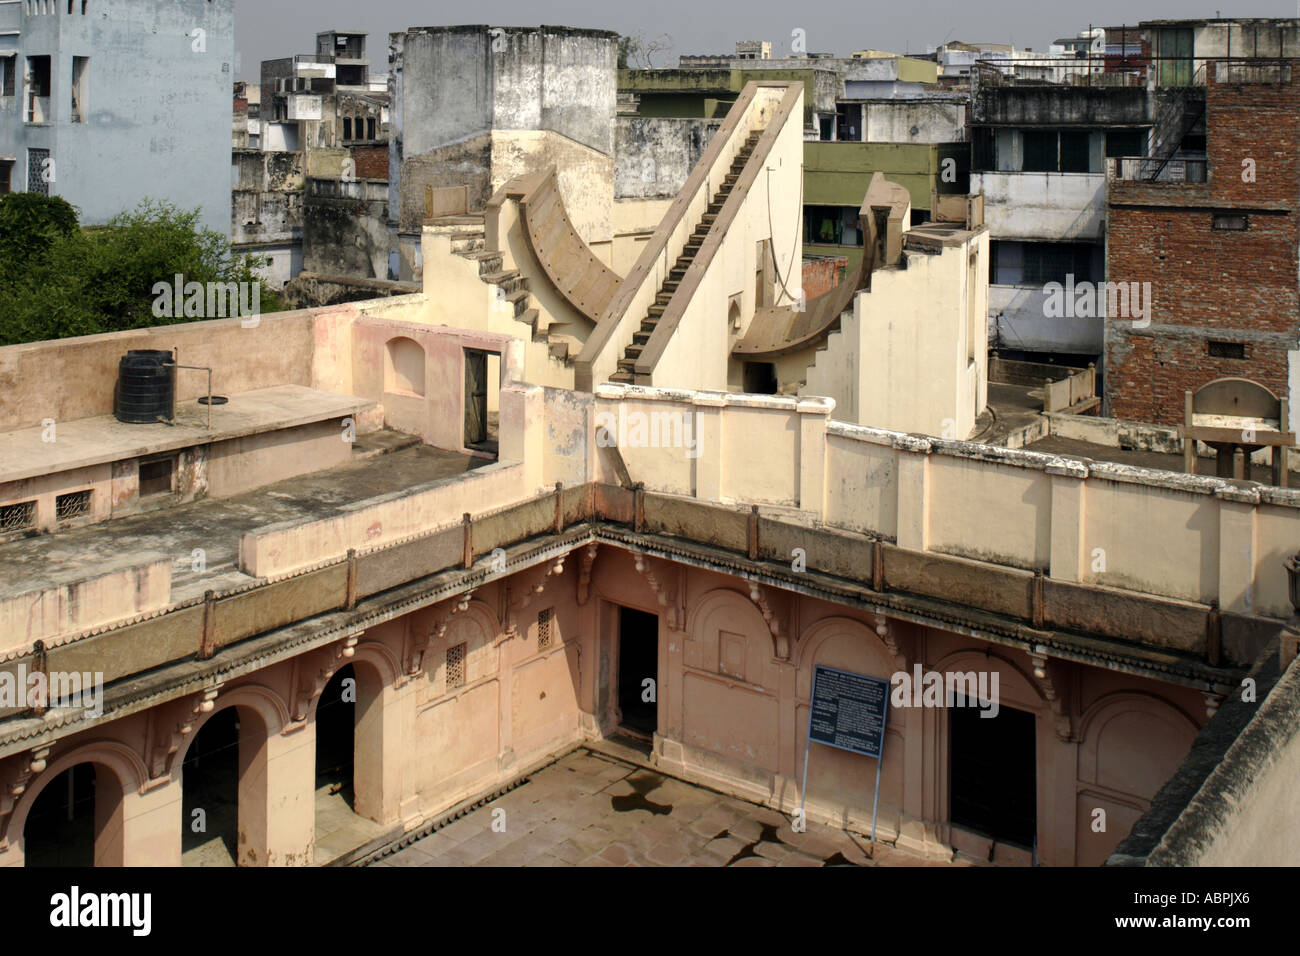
left=1078, top=691, right=1199, bottom=800
left=305, top=641, right=403, bottom=825
left=931, top=647, right=1045, bottom=713
left=794, top=615, right=897, bottom=685
left=385, top=336, right=426, bottom=396
left=174, top=683, right=289, bottom=867
left=430, top=599, right=500, bottom=695
left=684, top=586, right=777, bottom=687
left=7, top=740, right=147, bottom=865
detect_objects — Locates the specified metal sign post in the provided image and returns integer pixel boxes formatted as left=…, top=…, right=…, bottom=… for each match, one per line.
left=800, top=665, right=891, bottom=843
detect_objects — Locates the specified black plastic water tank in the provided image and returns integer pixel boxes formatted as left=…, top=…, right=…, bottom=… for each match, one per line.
left=114, top=350, right=175, bottom=424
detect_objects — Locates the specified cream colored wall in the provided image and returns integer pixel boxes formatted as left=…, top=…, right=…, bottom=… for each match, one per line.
left=849, top=230, right=988, bottom=439
left=651, top=90, right=805, bottom=392
left=612, top=198, right=672, bottom=275
left=418, top=231, right=575, bottom=390
left=592, top=383, right=1300, bottom=617
left=489, top=130, right=614, bottom=247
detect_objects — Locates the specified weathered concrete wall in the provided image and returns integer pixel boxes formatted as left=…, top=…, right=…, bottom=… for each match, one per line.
left=865, top=100, right=966, bottom=143
left=974, top=171, right=1105, bottom=242
left=615, top=117, right=721, bottom=199
left=303, top=179, right=390, bottom=279
left=972, top=85, right=1149, bottom=126
left=0, top=0, right=235, bottom=234
left=393, top=25, right=618, bottom=240
left=989, top=285, right=1106, bottom=355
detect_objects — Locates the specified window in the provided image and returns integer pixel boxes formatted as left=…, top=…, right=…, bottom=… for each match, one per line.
left=25, top=56, right=51, bottom=123
left=804, top=205, right=863, bottom=246
left=55, top=490, right=92, bottom=520
left=366, top=117, right=376, bottom=140
left=1105, top=129, right=1146, bottom=158
left=0, top=500, right=36, bottom=533
left=70, top=57, right=88, bottom=123
left=0, top=161, right=11, bottom=195
left=138, top=457, right=175, bottom=497
left=1212, top=213, right=1249, bottom=231
left=992, top=241, right=1101, bottom=286
left=1, top=57, right=15, bottom=98
left=26, top=148, right=49, bottom=196
left=1059, top=131, right=1091, bottom=173
left=1208, top=341, right=1246, bottom=360
left=1022, top=131, right=1058, bottom=172
left=537, top=609, right=552, bottom=651
left=342, top=117, right=352, bottom=140
left=446, top=642, right=466, bottom=689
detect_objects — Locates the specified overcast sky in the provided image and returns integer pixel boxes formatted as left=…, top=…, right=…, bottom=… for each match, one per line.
left=234, top=1, right=1300, bottom=80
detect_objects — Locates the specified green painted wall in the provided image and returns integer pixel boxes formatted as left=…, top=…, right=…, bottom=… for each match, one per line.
left=803, top=142, right=938, bottom=209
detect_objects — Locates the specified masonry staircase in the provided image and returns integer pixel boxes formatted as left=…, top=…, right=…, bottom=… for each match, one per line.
left=437, top=215, right=579, bottom=364
left=609, top=130, right=763, bottom=385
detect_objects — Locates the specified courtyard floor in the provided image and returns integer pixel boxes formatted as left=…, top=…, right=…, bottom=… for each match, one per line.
left=369, top=748, right=971, bottom=867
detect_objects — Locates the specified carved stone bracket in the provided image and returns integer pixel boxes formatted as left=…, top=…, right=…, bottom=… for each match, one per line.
left=1030, top=646, right=1073, bottom=741
left=874, top=612, right=906, bottom=669
left=1203, top=690, right=1226, bottom=720
left=505, top=557, right=566, bottom=639
left=634, top=553, right=678, bottom=630
left=577, top=543, right=599, bottom=606
left=746, top=580, right=788, bottom=661
left=150, top=684, right=222, bottom=779
left=0, top=746, right=52, bottom=851
left=293, top=637, right=358, bottom=722
left=409, top=592, right=476, bottom=674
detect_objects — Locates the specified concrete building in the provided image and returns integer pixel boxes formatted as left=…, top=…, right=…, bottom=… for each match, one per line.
left=1106, top=20, right=1300, bottom=430
left=0, top=0, right=234, bottom=234
left=970, top=64, right=1150, bottom=362
left=388, top=25, right=620, bottom=282
left=234, top=31, right=392, bottom=291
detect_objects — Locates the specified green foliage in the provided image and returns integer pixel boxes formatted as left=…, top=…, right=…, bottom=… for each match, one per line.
left=0, top=196, right=282, bottom=346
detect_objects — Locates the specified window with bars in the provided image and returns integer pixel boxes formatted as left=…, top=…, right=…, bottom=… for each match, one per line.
left=537, top=609, right=552, bottom=651
left=446, top=642, right=466, bottom=689
left=1, top=501, right=36, bottom=533
left=56, top=490, right=92, bottom=521
left=27, top=148, right=49, bottom=196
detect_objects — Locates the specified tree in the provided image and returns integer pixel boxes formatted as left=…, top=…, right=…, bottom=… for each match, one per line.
left=618, top=32, right=673, bottom=69
left=0, top=197, right=280, bottom=345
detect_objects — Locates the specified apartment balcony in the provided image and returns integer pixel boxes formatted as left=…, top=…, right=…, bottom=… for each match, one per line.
left=1108, top=155, right=1207, bottom=184
left=971, top=170, right=1105, bottom=242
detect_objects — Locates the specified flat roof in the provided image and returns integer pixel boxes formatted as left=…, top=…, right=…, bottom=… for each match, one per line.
left=0, top=437, right=485, bottom=605
left=0, top=385, right=374, bottom=485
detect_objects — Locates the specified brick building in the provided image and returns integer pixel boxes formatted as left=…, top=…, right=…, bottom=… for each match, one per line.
left=1106, top=59, right=1300, bottom=425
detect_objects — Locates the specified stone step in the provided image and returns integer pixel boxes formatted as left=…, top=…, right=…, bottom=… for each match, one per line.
left=633, top=330, right=653, bottom=345
left=549, top=340, right=570, bottom=362
left=617, top=358, right=637, bottom=372
left=648, top=304, right=666, bottom=318
left=610, top=370, right=634, bottom=384
left=481, top=270, right=520, bottom=284
left=624, top=345, right=644, bottom=360
left=517, top=308, right=540, bottom=331
left=662, top=280, right=680, bottom=292
left=656, top=292, right=673, bottom=305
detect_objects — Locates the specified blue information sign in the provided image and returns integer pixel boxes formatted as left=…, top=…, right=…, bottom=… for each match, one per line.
left=801, top=664, right=891, bottom=841
left=808, top=665, right=890, bottom=758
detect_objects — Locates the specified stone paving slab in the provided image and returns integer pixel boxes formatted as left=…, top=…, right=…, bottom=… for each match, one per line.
left=373, top=749, right=972, bottom=868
